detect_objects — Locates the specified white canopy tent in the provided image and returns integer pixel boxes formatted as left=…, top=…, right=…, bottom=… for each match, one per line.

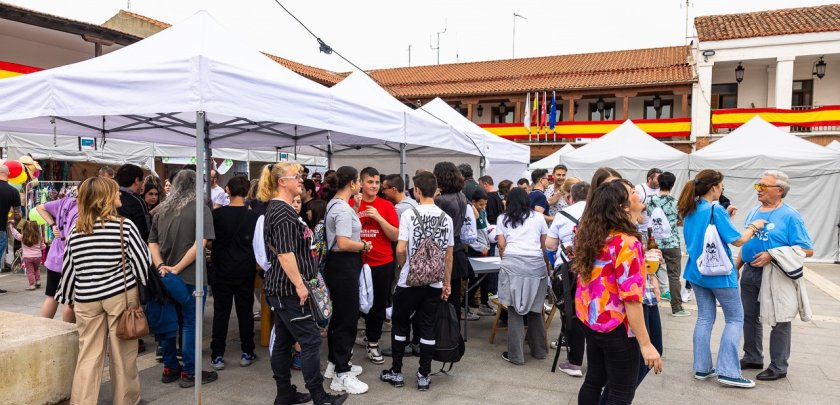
left=562, top=120, right=689, bottom=188
left=330, top=73, right=483, bottom=175
left=420, top=98, right=530, bottom=182
left=827, top=140, right=840, bottom=152
left=529, top=144, right=576, bottom=170
left=690, top=117, right=840, bottom=262
left=0, top=10, right=460, bottom=397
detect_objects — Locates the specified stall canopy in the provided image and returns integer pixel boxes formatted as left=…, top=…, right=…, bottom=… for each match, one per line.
left=827, top=140, right=840, bottom=152
left=420, top=97, right=530, bottom=182
left=562, top=120, right=689, bottom=188
left=329, top=72, right=482, bottom=174
left=691, top=117, right=840, bottom=262
left=529, top=144, right=575, bottom=170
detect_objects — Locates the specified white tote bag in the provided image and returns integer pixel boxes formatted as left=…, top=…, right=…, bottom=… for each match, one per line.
left=359, top=263, right=374, bottom=314
left=695, top=205, right=733, bottom=276
left=253, top=215, right=270, bottom=271
left=649, top=206, right=673, bottom=240
left=460, top=203, right=478, bottom=244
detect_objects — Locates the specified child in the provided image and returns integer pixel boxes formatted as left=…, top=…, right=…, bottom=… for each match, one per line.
left=10, top=220, right=45, bottom=290
left=467, top=188, right=495, bottom=316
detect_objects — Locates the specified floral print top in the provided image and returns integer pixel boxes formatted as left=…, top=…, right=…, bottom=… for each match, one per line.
left=575, top=232, right=646, bottom=336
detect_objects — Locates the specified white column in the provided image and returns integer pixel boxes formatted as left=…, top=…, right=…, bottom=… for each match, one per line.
left=766, top=66, right=777, bottom=107
left=775, top=57, right=795, bottom=109
left=691, top=63, right=714, bottom=144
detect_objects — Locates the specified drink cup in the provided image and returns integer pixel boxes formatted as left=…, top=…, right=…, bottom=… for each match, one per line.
left=645, top=251, right=660, bottom=274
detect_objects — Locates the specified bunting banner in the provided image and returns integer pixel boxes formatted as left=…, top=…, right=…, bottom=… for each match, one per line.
left=480, top=118, right=691, bottom=140
left=0, top=61, right=42, bottom=79
left=712, top=106, right=840, bottom=128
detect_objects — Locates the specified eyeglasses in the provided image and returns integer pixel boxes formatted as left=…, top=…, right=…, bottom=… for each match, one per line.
left=281, top=175, right=302, bottom=182
left=754, top=183, right=782, bottom=192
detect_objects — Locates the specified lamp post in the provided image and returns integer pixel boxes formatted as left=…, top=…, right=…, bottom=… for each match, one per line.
left=512, top=12, right=527, bottom=58
left=813, top=56, right=827, bottom=79
left=735, top=62, right=745, bottom=83
left=476, top=104, right=484, bottom=117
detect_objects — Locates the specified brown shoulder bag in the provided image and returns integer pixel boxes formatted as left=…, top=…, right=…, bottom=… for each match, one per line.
left=116, top=219, right=149, bottom=340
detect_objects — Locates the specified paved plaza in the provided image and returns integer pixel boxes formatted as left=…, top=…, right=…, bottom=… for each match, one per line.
left=1, top=263, right=839, bottom=405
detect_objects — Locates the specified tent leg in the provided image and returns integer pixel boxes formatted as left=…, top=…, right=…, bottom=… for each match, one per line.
left=479, top=156, right=486, bottom=177
left=194, top=111, right=206, bottom=402
left=399, top=143, right=406, bottom=182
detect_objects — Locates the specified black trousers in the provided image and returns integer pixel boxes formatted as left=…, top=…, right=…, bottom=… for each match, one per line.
left=566, top=316, right=586, bottom=366
left=210, top=278, right=256, bottom=358
left=390, top=286, right=440, bottom=376
left=362, top=261, right=394, bottom=343
left=578, top=323, right=640, bottom=405
left=324, top=251, right=362, bottom=373
left=447, top=243, right=469, bottom=316
left=266, top=295, right=325, bottom=402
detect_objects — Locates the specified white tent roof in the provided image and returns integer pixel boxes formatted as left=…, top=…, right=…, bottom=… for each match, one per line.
left=422, top=98, right=530, bottom=181
left=826, top=140, right=840, bottom=152
left=0, top=11, right=403, bottom=150
left=529, top=144, right=575, bottom=170
left=562, top=120, right=688, bottom=185
left=690, top=116, right=840, bottom=262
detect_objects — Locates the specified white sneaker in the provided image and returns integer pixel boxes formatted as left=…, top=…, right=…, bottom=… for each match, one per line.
left=681, top=287, right=693, bottom=303
left=324, top=361, right=363, bottom=379
left=354, top=332, right=368, bottom=347
left=330, top=373, right=369, bottom=394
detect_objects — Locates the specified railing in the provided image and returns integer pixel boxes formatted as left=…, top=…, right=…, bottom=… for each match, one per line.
left=478, top=117, right=691, bottom=142
left=711, top=105, right=840, bottom=135
left=791, top=106, right=840, bottom=133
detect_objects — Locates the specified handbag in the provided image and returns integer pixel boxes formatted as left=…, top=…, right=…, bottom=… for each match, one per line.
left=116, top=219, right=150, bottom=340
left=695, top=204, right=734, bottom=277
left=267, top=243, right=333, bottom=322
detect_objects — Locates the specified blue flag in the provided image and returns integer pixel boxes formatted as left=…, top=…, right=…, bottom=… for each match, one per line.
left=549, top=91, right=557, bottom=130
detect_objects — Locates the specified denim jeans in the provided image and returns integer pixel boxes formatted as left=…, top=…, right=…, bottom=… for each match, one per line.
left=692, top=284, right=744, bottom=379
left=162, top=284, right=207, bottom=375
left=0, top=230, right=7, bottom=268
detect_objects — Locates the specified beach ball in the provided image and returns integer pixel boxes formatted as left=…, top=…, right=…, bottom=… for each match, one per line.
left=4, top=160, right=23, bottom=179
left=9, top=171, right=27, bottom=185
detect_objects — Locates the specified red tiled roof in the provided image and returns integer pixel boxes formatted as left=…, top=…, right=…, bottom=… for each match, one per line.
left=262, top=53, right=345, bottom=86
left=117, top=9, right=171, bottom=29
left=367, top=46, right=692, bottom=99
left=696, top=4, right=840, bottom=42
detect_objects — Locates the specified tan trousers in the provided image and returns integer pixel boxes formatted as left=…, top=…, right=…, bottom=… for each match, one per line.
left=71, top=288, right=141, bottom=405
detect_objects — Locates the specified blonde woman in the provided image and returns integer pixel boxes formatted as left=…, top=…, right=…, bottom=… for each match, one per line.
left=55, top=177, right=150, bottom=405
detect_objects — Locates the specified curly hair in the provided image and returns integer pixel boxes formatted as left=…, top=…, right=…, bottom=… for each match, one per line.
left=156, top=169, right=196, bottom=217
left=433, top=162, right=465, bottom=194
left=572, top=180, right=641, bottom=282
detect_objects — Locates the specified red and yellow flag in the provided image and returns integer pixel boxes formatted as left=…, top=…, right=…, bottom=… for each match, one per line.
left=480, top=118, right=691, bottom=140
left=712, top=107, right=840, bottom=128
left=0, top=61, right=42, bottom=79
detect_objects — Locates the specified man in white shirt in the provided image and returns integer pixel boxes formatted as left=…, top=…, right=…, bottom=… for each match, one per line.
left=210, top=169, right=230, bottom=209
left=635, top=168, right=661, bottom=233
left=544, top=164, right=568, bottom=217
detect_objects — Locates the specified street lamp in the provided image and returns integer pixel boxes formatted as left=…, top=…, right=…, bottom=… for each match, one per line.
left=498, top=102, right=507, bottom=116
left=477, top=104, right=484, bottom=117
left=735, top=62, right=745, bottom=84
left=813, top=56, right=827, bottom=79
left=652, top=94, right=662, bottom=112
left=596, top=97, right=605, bottom=113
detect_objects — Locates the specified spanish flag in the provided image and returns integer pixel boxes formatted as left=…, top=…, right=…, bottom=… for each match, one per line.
left=0, top=61, right=41, bottom=79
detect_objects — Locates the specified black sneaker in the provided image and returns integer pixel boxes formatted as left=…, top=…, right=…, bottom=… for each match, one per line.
left=312, top=391, right=348, bottom=405
left=274, top=384, right=311, bottom=405
left=179, top=370, right=218, bottom=388
left=380, top=369, right=405, bottom=387
left=0, top=289, right=7, bottom=296
left=416, top=371, right=430, bottom=391
left=161, top=367, right=181, bottom=384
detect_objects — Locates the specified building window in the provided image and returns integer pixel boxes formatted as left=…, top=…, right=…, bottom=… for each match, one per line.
left=711, top=83, right=738, bottom=109
left=792, top=80, right=813, bottom=108
left=491, top=107, right=515, bottom=124
left=588, top=102, right=616, bottom=121
left=644, top=99, right=674, bottom=119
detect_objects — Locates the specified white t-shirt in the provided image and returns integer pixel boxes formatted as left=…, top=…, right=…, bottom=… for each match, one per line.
left=211, top=185, right=230, bottom=207
left=496, top=211, right=548, bottom=257
left=635, top=183, right=658, bottom=232
left=397, top=204, right=454, bottom=288
left=548, top=201, right=586, bottom=248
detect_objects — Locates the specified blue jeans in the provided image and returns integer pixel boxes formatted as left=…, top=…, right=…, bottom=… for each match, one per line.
left=692, top=284, right=744, bottom=379
left=0, top=230, right=7, bottom=268
left=162, top=284, right=207, bottom=375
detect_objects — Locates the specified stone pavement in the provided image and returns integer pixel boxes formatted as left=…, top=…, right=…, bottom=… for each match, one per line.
left=1, top=263, right=839, bottom=404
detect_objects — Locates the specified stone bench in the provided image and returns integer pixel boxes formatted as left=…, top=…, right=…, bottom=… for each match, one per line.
left=0, top=311, right=78, bottom=405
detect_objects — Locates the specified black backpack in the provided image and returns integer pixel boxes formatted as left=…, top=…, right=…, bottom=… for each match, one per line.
left=433, top=301, right=465, bottom=374
left=551, top=210, right=580, bottom=336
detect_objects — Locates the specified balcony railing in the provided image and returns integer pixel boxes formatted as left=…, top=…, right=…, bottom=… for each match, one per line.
left=711, top=105, right=840, bottom=135
left=791, top=106, right=840, bottom=133
left=478, top=117, right=691, bottom=143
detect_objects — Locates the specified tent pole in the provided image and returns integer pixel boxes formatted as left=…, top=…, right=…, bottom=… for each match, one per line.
left=327, top=132, right=333, bottom=170
left=194, top=111, right=206, bottom=403
left=479, top=156, right=486, bottom=177
left=399, top=143, right=406, bottom=182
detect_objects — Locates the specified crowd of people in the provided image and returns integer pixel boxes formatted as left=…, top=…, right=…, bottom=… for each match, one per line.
left=0, top=155, right=814, bottom=405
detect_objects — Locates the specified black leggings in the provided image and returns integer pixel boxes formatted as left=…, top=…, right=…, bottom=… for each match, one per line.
left=324, top=251, right=362, bottom=373
left=578, top=323, right=640, bottom=405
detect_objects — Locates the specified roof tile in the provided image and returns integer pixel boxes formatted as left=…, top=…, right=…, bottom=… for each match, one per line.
left=696, top=4, right=840, bottom=42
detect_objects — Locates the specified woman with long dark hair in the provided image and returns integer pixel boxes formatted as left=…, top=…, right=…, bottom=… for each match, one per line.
left=433, top=162, right=476, bottom=320
left=677, top=169, right=764, bottom=388
left=496, top=187, right=550, bottom=365
left=574, top=180, right=661, bottom=404
left=323, top=166, right=371, bottom=394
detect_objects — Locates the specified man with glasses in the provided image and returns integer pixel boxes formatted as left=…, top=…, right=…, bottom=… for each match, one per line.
left=210, top=169, right=230, bottom=209
left=739, top=170, right=813, bottom=382
left=528, top=169, right=552, bottom=222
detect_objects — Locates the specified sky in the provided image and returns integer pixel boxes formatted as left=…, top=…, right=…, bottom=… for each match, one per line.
left=6, top=0, right=840, bottom=72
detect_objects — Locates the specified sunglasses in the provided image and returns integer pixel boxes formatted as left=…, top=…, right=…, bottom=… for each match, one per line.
left=754, top=183, right=782, bottom=192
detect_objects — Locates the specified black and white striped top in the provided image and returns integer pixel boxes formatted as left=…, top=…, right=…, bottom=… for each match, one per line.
left=56, top=218, right=151, bottom=304
left=263, top=199, right=318, bottom=297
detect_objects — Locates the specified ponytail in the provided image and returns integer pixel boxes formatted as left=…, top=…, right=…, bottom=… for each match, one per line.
left=677, top=169, right=723, bottom=218
left=257, top=162, right=302, bottom=202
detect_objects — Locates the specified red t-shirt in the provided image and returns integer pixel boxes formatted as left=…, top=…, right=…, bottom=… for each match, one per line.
left=350, top=196, right=399, bottom=267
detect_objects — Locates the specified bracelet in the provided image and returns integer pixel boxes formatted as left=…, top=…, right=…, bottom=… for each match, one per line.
left=156, top=263, right=165, bottom=270
left=748, top=224, right=758, bottom=232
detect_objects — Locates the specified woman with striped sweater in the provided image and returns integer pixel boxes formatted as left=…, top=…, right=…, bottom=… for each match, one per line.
left=56, top=177, right=150, bottom=405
